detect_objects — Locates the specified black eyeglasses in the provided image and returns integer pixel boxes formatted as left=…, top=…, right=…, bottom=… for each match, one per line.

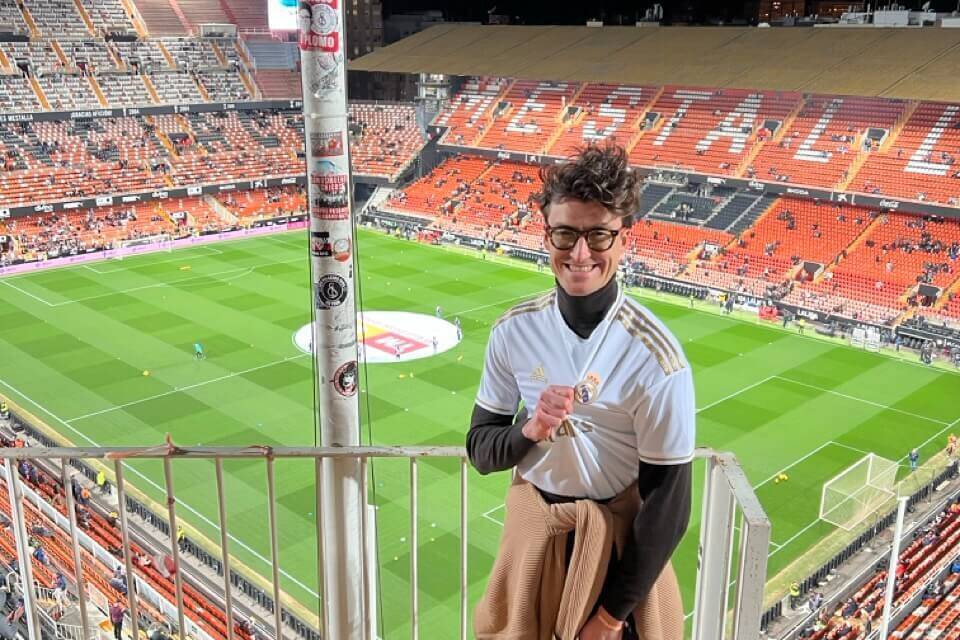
left=546, top=225, right=623, bottom=251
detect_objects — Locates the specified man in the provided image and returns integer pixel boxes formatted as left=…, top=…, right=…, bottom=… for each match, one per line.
left=455, top=317, right=463, bottom=341
left=468, top=144, right=693, bottom=640
left=435, top=305, right=443, bottom=318
left=193, top=341, right=205, bottom=360
left=789, top=581, right=801, bottom=610
left=909, top=448, right=920, bottom=471
left=432, top=336, right=438, bottom=353
left=96, top=469, right=109, bottom=495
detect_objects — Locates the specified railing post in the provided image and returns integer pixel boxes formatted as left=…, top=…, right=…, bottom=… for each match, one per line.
left=726, top=454, right=771, bottom=640
left=692, top=454, right=737, bottom=640
left=2, top=457, right=42, bottom=640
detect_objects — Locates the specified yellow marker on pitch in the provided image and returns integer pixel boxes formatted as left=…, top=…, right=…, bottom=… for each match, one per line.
left=142, top=370, right=150, bottom=376
left=179, top=265, right=192, bottom=271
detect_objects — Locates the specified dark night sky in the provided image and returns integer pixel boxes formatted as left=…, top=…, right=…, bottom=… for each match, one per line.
left=381, top=0, right=958, bottom=24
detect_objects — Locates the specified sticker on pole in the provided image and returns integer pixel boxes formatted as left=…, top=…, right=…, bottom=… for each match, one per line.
left=332, top=360, right=358, bottom=396
left=299, top=0, right=341, bottom=52
left=314, top=274, right=348, bottom=309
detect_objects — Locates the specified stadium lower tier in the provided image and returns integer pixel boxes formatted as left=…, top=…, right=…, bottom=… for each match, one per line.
left=792, top=498, right=960, bottom=640
left=383, top=155, right=960, bottom=326
left=4, top=171, right=960, bottom=328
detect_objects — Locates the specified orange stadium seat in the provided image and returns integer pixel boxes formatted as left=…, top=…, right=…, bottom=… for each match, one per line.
left=631, top=87, right=801, bottom=176
left=476, top=80, right=579, bottom=153
left=851, top=101, right=960, bottom=205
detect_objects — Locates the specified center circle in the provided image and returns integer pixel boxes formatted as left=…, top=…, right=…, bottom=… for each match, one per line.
left=293, top=311, right=462, bottom=363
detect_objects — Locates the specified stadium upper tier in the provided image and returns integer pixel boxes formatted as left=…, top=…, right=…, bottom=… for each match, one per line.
left=0, top=104, right=422, bottom=200
left=383, top=154, right=960, bottom=327
left=434, top=78, right=960, bottom=206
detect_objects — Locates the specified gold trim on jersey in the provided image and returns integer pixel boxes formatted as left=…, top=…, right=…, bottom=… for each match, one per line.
left=493, top=291, right=556, bottom=328
left=616, top=301, right=685, bottom=375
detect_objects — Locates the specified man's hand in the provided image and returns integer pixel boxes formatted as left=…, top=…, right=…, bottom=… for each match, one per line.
left=522, top=385, right=575, bottom=442
left=578, top=607, right=624, bottom=640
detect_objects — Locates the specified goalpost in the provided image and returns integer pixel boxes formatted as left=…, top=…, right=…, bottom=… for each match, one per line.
left=109, top=234, right=175, bottom=261
left=819, top=453, right=898, bottom=531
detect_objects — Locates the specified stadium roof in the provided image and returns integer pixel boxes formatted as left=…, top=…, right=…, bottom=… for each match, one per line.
left=350, top=24, right=960, bottom=102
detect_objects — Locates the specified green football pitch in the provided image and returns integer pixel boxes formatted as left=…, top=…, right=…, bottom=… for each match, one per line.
left=0, top=228, right=958, bottom=637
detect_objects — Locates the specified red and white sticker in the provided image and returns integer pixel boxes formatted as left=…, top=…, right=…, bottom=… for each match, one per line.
left=299, top=0, right=341, bottom=52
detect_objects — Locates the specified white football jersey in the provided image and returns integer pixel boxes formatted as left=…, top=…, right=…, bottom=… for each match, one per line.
left=476, top=288, right=695, bottom=500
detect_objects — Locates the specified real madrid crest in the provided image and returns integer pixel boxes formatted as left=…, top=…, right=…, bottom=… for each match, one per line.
left=574, top=372, right=601, bottom=405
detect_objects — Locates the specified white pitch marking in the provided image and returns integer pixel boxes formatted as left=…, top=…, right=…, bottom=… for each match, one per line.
left=65, top=354, right=309, bottom=423
left=0, top=376, right=321, bottom=599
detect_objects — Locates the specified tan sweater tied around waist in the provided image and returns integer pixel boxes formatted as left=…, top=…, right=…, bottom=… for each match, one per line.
left=474, top=476, right=683, bottom=640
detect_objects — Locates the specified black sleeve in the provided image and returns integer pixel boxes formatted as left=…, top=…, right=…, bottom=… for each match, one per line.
left=466, top=404, right=536, bottom=475
left=600, top=460, right=692, bottom=620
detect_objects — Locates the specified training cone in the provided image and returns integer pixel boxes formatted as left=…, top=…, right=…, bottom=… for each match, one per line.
left=143, top=370, right=150, bottom=376
left=774, top=478, right=780, bottom=484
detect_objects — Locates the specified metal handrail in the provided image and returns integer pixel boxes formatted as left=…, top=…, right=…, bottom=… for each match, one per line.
left=0, top=444, right=769, bottom=640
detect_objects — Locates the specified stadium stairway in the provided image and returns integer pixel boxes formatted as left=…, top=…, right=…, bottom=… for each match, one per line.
left=18, top=3, right=40, bottom=38
left=71, top=0, right=96, bottom=35
left=28, top=77, right=51, bottom=111
left=704, top=192, right=762, bottom=231
left=729, top=193, right=777, bottom=236
left=118, top=0, right=150, bottom=37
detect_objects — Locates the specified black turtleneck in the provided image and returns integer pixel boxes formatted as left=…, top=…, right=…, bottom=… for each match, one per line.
left=556, top=276, right=619, bottom=339
left=466, top=278, right=692, bottom=621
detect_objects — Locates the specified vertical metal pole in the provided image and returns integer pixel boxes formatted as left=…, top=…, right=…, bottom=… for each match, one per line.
left=359, top=457, right=371, bottom=640
left=3, top=458, right=41, bottom=640
left=314, top=458, right=329, bottom=638
left=459, top=457, right=468, bottom=640
left=265, top=457, right=284, bottom=640
left=879, top=497, right=908, bottom=638
left=299, top=0, right=364, bottom=637
left=113, top=462, right=140, bottom=640
left=692, top=456, right=737, bottom=640
left=162, top=458, right=187, bottom=638
left=732, top=516, right=771, bottom=640
left=214, top=459, right=236, bottom=640
left=60, top=463, right=90, bottom=640
left=410, top=458, right=419, bottom=640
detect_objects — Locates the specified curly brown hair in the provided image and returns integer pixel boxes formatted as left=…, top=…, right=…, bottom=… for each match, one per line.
left=534, top=143, right=641, bottom=227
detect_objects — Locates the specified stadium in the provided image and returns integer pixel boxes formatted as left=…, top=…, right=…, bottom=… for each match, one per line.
left=0, top=0, right=959, bottom=639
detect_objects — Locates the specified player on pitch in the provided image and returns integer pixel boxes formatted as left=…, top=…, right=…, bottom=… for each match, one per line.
left=467, top=143, right=694, bottom=640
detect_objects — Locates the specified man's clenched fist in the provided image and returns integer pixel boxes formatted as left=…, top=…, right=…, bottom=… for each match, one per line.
left=522, top=385, right=575, bottom=442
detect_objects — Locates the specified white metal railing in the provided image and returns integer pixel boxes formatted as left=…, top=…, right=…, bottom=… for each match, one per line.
left=0, top=444, right=768, bottom=640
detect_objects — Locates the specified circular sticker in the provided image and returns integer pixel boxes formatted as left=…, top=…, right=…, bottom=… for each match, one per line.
left=333, top=361, right=358, bottom=396
left=333, top=237, right=351, bottom=262
left=312, top=4, right=338, bottom=35
left=315, top=274, right=347, bottom=309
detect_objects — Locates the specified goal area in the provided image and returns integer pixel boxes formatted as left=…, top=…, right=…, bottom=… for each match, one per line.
left=819, top=453, right=898, bottom=531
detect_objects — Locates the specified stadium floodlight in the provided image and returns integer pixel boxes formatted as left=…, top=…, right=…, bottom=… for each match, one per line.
left=819, top=453, right=898, bottom=531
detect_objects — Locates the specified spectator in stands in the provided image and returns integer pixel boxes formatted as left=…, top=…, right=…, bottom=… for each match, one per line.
left=841, top=597, right=857, bottom=618
left=468, top=144, right=691, bottom=640
left=108, top=567, right=127, bottom=595
left=108, top=601, right=125, bottom=640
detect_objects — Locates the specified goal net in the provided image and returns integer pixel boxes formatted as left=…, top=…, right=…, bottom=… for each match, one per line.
left=110, top=234, right=174, bottom=260
left=819, top=453, right=898, bottom=531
